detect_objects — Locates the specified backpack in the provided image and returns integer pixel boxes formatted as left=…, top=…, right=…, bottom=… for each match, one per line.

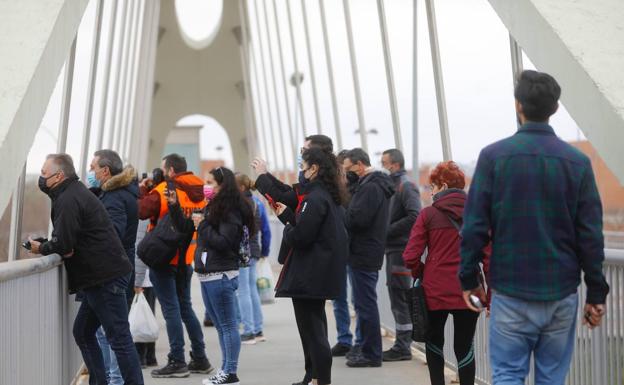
left=238, top=225, right=251, bottom=267
left=137, top=214, right=185, bottom=269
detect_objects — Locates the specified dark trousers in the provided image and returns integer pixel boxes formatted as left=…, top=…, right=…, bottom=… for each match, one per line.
left=385, top=250, right=414, bottom=353
left=135, top=287, right=157, bottom=364
left=292, top=298, right=333, bottom=385
left=426, top=309, right=479, bottom=385
left=150, top=265, right=206, bottom=363
left=350, top=267, right=382, bottom=362
left=73, top=274, right=144, bottom=385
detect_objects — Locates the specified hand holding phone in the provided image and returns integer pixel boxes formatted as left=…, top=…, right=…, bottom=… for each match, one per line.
left=264, top=193, right=279, bottom=210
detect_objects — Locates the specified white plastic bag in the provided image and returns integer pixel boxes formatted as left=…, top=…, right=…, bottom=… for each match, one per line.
left=256, top=258, right=276, bottom=304
left=129, top=292, right=159, bottom=343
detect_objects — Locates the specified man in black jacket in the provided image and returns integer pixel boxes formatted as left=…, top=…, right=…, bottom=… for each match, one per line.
left=343, top=148, right=395, bottom=368
left=381, top=149, right=421, bottom=361
left=30, top=154, right=143, bottom=385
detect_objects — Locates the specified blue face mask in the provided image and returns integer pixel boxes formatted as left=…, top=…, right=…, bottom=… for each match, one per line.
left=87, top=170, right=100, bottom=189
left=297, top=153, right=303, bottom=169
left=298, top=170, right=309, bottom=188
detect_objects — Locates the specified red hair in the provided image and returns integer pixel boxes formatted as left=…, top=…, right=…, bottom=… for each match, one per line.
left=429, top=161, right=465, bottom=189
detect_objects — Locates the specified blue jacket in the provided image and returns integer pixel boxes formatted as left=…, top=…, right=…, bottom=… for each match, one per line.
left=251, top=194, right=271, bottom=258
left=97, top=167, right=140, bottom=270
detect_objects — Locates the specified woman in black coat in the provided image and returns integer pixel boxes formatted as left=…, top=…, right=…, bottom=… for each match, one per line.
left=273, top=148, right=348, bottom=385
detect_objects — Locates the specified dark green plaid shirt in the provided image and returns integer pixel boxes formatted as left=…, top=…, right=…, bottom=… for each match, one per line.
left=459, top=122, right=609, bottom=304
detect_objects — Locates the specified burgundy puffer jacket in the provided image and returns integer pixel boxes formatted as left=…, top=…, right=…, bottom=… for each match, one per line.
left=403, top=189, right=488, bottom=311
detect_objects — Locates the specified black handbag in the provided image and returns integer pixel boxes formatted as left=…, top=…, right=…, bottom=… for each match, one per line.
left=137, top=214, right=185, bottom=269
left=408, top=278, right=429, bottom=342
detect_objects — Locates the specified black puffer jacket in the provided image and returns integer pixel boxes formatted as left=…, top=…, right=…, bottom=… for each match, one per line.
left=345, top=171, right=395, bottom=271
left=40, top=177, right=132, bottom=293
left=386, top=170, right=421, bottom=251
left=195, top=210, right=244, bottom=274
left=276, top=181, right=348, bottom=300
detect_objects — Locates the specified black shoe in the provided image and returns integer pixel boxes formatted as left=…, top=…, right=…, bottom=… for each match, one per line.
left=146, top=358, right=159, bottom=367
left=188, top=352, right=214, bottom=374
left=331, top=343, right=352, bottom=357
left=204, top=318, right=214, bottom=327
left=346, top=355, right=382, bottom=368
left=151, top=360, right=190, bottom=378
left=345, top=345, right=362, bottom=361
left=291, top=374, right=312, bottom=385
left=241, top=333, right=257, bottom=345
left=207, top=372, right=240, bottom=385
left=254, top=331, right=266, bottom=342
left=139, top=356, right=148, bottom=369
left=382, top=348, right=412, bottom=362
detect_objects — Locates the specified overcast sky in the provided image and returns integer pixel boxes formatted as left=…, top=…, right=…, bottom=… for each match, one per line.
left=27, top=0, right=585, bottom=175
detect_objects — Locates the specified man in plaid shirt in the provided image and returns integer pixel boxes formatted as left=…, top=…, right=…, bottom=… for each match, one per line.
left=459, top=70, right=609, bottom=385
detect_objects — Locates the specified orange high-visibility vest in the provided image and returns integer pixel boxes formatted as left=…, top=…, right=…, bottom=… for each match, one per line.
left=149, top=178, right=206, bottom=265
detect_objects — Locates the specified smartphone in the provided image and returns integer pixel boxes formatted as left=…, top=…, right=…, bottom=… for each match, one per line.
left=264, top=193, right=279, bottom=210
left=469, top=295, right=484, bottom=311
left=21, top=237, right=47, bottom=251
left=141, top=172, right=148, bottom=180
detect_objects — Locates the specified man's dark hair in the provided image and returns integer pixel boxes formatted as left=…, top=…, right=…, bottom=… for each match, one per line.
left=94, top=149, right=123, bottom=176
left=345, top=148, right=371, bottom=167
left=382, top=149, right=405, bottom=169
left=514, top=70, right=561, bottom=122
left=46, top=154, right=77, bottom=178
left=305, top=135, right=333, bottom=153
left=162, top=153, right=187, bottom=174
left=336, top=149, right=350, bottom=164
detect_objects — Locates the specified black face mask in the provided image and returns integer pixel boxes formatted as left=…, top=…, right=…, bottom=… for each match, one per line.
left=298, top=170, right=309, bottom=187
left=346, top=171, right=359, bottom=185
left=38, top=173, right=58, bottom=195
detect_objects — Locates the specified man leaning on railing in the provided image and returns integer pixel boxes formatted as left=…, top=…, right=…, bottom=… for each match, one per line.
left=29, top=153, right=144, bottom=385
left=459, top=70, right=610, bottom=385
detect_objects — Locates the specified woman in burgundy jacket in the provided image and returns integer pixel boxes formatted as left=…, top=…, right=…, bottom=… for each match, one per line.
left=403, top=161, right=483, bottom=385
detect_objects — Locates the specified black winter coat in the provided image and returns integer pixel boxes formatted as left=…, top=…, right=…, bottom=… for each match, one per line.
left=169, top=203, right=244, bottom=274
left=345, top=171, right=395, bottom=271
left=275, top=181, right=348, bottom=300
left=40, top=177, right=132, bottom=293
left=386, top=170, right=421, bottom=250
left=255, top=172, right=301, bottom=211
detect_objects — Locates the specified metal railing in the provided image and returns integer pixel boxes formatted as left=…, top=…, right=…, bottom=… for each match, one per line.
left=0, top=255, right=81, bottom=385
left=384, top=249, right=624, bottom=385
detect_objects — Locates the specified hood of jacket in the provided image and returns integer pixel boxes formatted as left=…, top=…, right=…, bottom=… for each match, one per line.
left=102, top=166, right=138, bottom=196
left=432, top=189, right=466, bottom=223
left=361, top=170, right=395, bottom=199
left=173, top=172, right=205, bottom=203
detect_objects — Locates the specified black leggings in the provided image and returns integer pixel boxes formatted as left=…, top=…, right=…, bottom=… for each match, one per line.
left=426, top=309, right=479, bottom=385
left=292, top=298, right=332, bottom=385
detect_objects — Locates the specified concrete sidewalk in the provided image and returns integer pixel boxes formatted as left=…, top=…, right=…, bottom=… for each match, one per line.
left=143, top=277, right=436, bottom=385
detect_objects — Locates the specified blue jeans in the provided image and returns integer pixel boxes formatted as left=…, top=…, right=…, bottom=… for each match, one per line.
left=73, top=274, right=143, bottom=385
left=201, top=275, right=241, bottom=374
left=95, top=328, right=122, bottom=385
left=333, top=266, right=361, bottom=346
left=350, top=268, right=382, bottom=362
left=150, top=265, right=206, bottom=363
left=238, top=258, right=264, bottom=335
left=490, top=292, right=578, bottom=385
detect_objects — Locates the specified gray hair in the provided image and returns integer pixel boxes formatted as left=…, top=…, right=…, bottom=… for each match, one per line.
left=46, top=154, right=77, bottom=178
left=382, top=149, right=405, bottom=168
left=94, top=149, right=123, bottom=176
left=345, top=148, right=371, bottom=167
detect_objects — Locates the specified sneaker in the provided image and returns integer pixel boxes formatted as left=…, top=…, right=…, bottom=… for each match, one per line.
left=203, top=370, right=225, bottom=385
left=345, top=345, right=362, bottom=361
left=254, top=331, right=266, bottom=342
left=331, top=343, right=352, bottom=357
left=206, top=372, right=240, bottom=385
left=146, top=358, right=159, bottom=367
left=382, top=348, right=412, bottom=362
left=241, top=334, right=257, bottom=345
left=151, top=359, right=190, bottom=378
left=188, top=352, right=214, bottom=374
left=346, top=355, right=382, bottom=368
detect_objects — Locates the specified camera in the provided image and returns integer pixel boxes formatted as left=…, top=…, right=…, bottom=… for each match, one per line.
left=22, top=237, right=48, bottom=251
